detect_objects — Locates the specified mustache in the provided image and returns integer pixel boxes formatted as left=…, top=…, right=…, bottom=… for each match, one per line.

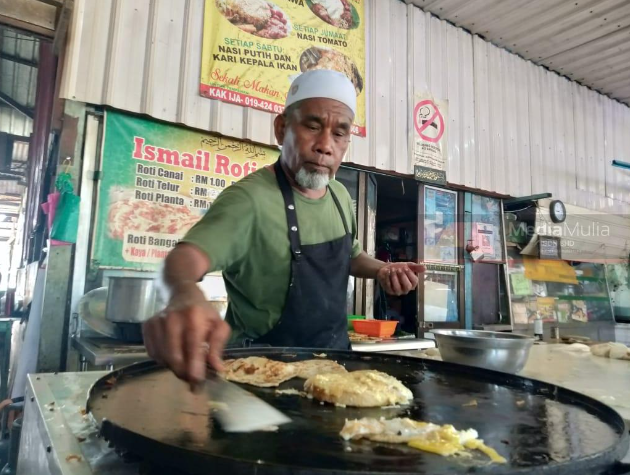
left=302, top=159, right=333, bottom=170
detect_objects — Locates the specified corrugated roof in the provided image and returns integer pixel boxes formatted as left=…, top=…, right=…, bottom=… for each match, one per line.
left=11, top=140, right=28, bottom=162
left=0, top=27, right=35, bottom=233
left=10, top=140, right=29, bottom=181
left=0, top=106, right=32, bottom=136
left=0, top=180, right=25, bottom=197
left=0, top=26, right=38, bottom=127
left=408, top=0, right=630, bottom=106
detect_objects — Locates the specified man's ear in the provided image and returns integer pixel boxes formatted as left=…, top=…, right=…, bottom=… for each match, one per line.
left=274, top=114, right=286, bottom=145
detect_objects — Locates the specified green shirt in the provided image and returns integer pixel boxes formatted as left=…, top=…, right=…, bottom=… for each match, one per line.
left=181, top=167, right=361, bottom=343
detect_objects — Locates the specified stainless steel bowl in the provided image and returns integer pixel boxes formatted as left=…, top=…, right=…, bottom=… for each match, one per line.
left=431, top=329, right=534, bottom=374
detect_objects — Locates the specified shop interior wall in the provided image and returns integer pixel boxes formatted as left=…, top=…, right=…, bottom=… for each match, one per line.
left=59, top=0, right=630, bottom=215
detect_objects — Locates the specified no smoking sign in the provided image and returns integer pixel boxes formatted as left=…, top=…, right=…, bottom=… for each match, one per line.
left=414, top=99, right=444, bottom=143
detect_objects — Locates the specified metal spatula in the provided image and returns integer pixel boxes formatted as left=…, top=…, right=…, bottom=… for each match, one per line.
left=204, top=370, right=291, bottom=433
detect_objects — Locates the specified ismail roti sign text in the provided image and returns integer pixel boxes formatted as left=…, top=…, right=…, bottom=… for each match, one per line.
left=92, top=110, right=278, bottom=271
left=132, top=137, right=259, bottom=179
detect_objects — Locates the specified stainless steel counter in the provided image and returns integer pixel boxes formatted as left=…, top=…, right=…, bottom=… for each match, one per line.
left=71, top=336, right=149, bottom=370
left=18, top=371, right=138, bottom=475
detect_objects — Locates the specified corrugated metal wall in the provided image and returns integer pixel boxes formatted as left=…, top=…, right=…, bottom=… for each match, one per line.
left=410, top=8, right=475, bottom=189
left=408, top=0, right=630, bottom=108
left=0, top=180, right=25, bottom=196
left=60, top=0, right=630, bottom=214
left=0, top=106, right=32, bottom=136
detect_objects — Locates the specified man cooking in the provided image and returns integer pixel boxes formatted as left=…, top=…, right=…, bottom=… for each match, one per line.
left=143, top=70, right=423, bottom=384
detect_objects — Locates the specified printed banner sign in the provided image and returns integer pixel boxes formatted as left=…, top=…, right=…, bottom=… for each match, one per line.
left=200, top=0, right=366, bottom=136
left=414, top=165, right=446, bottom=185
left=423, top=187, right=457, bottom=264
left=539, top=236, right=562, bottom=260
left=510, top=273, right=533, bottom=296
left=536, top=297, right=557, bottom=322
left=473, top=222, right=495, bottom=257
left=93, top=110, right=279, bottom=270
left=412, top=93, right=448, bottom=183
left=523, top=257, right=578, bottom=285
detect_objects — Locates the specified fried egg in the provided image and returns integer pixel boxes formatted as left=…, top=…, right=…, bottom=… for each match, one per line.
left=340, top=417, right=506, bottom=463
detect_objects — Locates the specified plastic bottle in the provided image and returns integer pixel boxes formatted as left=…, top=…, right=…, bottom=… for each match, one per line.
left=534, top=314, right=543, bottom=341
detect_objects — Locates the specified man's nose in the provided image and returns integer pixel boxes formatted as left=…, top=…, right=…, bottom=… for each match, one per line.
left=314, top=130, right=334, bottom=156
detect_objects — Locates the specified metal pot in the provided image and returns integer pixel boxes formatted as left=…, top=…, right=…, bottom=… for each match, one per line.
left=105, top=277, right=164, bottom=324
left=78, top=287, right=117, bottom=338
left=431, top=329, right=534, bottom=374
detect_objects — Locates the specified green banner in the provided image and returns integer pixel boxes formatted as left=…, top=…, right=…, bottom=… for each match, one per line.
left=92, top=110, right=279, bottom=270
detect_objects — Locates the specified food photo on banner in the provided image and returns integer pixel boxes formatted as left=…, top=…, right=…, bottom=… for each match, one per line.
left=200, top=0, right=366, bottom=136
left=91, top=110, right=278, bottom=271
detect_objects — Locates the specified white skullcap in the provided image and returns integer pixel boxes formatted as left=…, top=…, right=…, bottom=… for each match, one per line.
left=285, top=70, right=356, bottom=116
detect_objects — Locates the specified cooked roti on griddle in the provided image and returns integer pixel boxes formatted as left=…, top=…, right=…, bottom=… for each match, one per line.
left=304, top=370, right=413, bottom=407
left=222, top=357, right=298, bottom=387
left=294, top=359, right=347, bottom=379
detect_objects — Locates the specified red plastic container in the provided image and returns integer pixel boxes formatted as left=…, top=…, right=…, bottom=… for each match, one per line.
left=352, top=319, right=398, bottom=338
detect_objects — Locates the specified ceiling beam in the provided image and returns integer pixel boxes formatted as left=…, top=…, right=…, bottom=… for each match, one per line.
left=36, top=0, right=63, bottom=6
left=0, top=133, right=30, bottom=142
left=0, top=171, right=26, bottom=180
left=0, top=0, right=56, bottom=37
left=53, top=0, right=73, bottom=55
left=0, top=92, right=34, bottom=119
left=0, top=52, right=38, bottom=68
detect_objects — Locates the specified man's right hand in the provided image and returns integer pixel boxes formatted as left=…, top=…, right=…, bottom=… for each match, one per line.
left=142, top=284, right=231, bottom=386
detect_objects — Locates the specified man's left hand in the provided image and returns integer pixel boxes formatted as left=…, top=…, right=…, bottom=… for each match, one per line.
left=377, top=262, right=425, bottom=296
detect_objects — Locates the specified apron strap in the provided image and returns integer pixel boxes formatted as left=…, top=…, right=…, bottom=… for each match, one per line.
left=274, top=160, right=302, bottom=259
left=328, top=187, right=350, bottom=235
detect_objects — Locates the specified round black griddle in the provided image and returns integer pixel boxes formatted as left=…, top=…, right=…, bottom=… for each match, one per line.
left=87, top=348, right=630, bottom=475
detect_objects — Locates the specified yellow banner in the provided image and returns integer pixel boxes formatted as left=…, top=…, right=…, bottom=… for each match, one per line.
left=523, top=257, right=578, bottom=284
left=200, top=0, right=366, bottom=136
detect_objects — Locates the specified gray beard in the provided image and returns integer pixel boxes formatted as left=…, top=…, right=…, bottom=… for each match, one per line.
left=295, top=167, right=330, bottom=190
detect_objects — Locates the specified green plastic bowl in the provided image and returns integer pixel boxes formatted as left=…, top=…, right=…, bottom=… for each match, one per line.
left=347, top=315, right=366, bottom=331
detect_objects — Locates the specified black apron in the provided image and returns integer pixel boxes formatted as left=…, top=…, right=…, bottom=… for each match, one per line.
left=253, top=160, right=352, bottom=349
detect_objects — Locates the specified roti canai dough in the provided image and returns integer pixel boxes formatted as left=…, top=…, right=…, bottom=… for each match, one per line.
left=222, top=357, right=298, bottom=387
left=590, top=342, right=630, bottom=360
left=304, top=370, right=413, bottom=407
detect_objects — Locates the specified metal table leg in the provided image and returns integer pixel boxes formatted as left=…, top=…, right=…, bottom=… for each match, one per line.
left=79, top=356, right=87, bottom=372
